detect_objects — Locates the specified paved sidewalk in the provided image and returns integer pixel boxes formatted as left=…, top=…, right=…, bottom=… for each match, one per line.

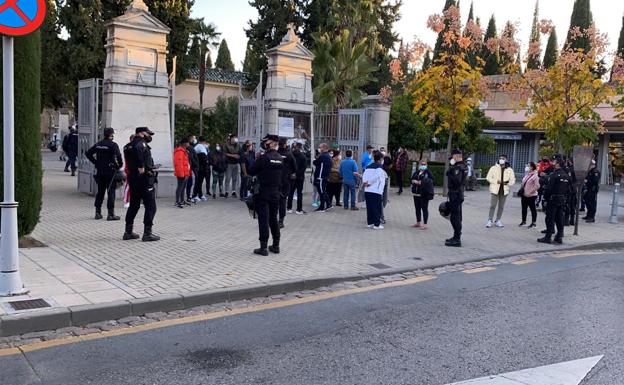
left=8, top=151, right=624, bottom=312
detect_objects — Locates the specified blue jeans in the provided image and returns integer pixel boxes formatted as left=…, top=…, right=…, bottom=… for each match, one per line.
left=343, top=183, right=356, bottom=208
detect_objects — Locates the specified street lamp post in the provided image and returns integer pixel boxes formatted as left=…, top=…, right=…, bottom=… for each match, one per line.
left=0, top=36, right=27, bottom=296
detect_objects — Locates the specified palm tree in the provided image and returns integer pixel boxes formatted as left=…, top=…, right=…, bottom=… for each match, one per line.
left=312, top=29, right=378, bottom=110
left=191, top=20, right=220, bottom=135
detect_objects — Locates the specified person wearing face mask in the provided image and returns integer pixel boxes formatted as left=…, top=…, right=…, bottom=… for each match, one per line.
left=538, top=156, right=570, bottom=244
left=174, top=138, right=192, bottom=208
left=411, top=160, right=434, bottom=230
left=485, top=154, right=516, bottom=228
left=86, top=127, right=123, bottom=221
left=379, top=147, right=392, bottom=224
left=394, top=147, right=409, bottom=195
left=327, top=149, right=344, bottom=208
left=240, top=140, right=256, bottom=200
left=193, top=136, right=210, bottom=201
left=123, top=127, right=159, bottom=242
left=362, top=151, right=388, bottom=230
left=185, top=135, right=199, bottom=203
left=210, top=143, right=228, bottom=198
left=249, top=134, right=284, bottom=256
left=313, top=143, right=333, bottom=212
left=224, top=134, right=241, bottom=198
left=582, top=159, right=600, bottom=223
left=445, top=149, right=467, bottom=247
left=288, top=142, right=308, bottom=214
left=278, top=138, right=297, bottom=228
left=519, top=162, right=540, bottom=228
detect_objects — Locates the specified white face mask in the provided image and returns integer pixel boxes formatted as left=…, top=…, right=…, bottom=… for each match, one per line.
left=499, top=159, right=506, bottom=165
left=216, top=146, right=221, bottom=152
left=525, top=166, right=530, bottom=172
left=450, top=159, right=456, bottom=166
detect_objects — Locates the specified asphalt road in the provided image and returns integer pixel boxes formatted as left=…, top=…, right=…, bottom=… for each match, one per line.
left=1, top=251, right=623, bottom=385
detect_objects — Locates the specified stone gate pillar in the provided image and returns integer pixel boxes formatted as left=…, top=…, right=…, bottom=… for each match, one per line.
left=362, top=95, right=390, bottom=150
left=102, top=0, right=175, bottom=196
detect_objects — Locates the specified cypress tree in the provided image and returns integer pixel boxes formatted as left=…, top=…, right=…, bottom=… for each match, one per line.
left=206, top=50, right=213, bottom=69
left=565, top=0, right=593, bottom=52
left=422, top=50, right=432, bottom=71
left=499, top=21, right=516, bottom=71
left=0, top=32, right=43, bottom=236
left=432, top=0, right=457, bottom=62
left=481, top=15, right=501, bottom=75
left=543, top=29, right=558, bottom=68
left=527, top=0, right=542, bottom=69
left=463, top=1, right=480, bottom=68
left=215, top=39, right=235, bottom=71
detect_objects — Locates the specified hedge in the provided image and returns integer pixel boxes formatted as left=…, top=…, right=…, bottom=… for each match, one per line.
left=0, top=32, right=43, bottom=236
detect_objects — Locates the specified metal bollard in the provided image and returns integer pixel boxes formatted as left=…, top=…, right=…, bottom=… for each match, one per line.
left=609, top=183, right=620, bottom=224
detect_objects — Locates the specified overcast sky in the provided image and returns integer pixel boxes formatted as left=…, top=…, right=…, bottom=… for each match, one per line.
left=193, top=0, right=624, bottom=72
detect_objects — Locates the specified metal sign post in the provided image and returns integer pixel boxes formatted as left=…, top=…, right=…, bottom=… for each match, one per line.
left=0, top=0, right=47, bottom=296
left=0, top=36, right=26, bottom=295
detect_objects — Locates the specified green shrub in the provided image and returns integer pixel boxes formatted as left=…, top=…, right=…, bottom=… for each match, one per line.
left=0, top=32, right=43, bottom=236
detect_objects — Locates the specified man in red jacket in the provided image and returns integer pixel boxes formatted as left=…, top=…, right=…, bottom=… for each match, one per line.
left=173, top=138, right=192, bottom=208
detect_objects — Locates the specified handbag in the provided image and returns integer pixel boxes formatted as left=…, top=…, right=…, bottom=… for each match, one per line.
left=517, top=180, right=527, bottom=198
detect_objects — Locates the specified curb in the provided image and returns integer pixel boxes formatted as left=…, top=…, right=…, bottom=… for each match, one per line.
left=2, top=241, right=623, bottom=337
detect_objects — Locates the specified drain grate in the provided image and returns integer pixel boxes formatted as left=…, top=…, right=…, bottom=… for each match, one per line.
left=8, top=298, right=51, bottom=311
left=369, top=263, right=392, bottom=270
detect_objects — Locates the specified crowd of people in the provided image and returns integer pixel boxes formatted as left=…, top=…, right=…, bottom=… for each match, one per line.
left=82, top=127, right=604, bottom=250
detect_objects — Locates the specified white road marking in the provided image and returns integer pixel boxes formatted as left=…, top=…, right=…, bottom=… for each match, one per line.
left=446, top=355, right=603, bottom=385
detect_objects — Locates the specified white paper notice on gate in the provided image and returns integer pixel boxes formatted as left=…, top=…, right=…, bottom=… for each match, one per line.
left=278, top=117, right=295, bottom=137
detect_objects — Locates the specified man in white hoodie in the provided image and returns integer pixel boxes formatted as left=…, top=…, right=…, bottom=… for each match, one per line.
left=486, top=154, right=516, bottom=228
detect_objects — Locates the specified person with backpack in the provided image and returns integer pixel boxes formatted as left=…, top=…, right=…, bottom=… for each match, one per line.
left=411, top=160, right=434, bottom=230
left=210, top=143, right=228, bottom=198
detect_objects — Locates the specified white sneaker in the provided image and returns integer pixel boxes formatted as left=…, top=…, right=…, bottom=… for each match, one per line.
left=495, top=220, right=504, bottom=228
left=200, top=196, right=208, bottom=202
left=295, top=211, right=306, bottom=215
left=373, top=225, right=384, bottom=230
left=486, top=220, right=493, bottom=228
left=367, top=224, right=374, bottom=228
left=287, top=209, right=293, bottom=214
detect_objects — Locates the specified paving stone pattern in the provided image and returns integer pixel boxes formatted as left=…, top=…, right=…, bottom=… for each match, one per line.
left=31, top=152, right=624, bottom=298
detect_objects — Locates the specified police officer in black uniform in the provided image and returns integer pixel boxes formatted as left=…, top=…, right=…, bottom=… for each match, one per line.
left=249, top=134, right=283, bottom=256
left=277, top=137, right=297, bottom=229
left=123, top=127, right=160, bottom=242
left=445, top=149, right=467, bottom=247
left=563, top=157, right=577, bottom=226
left=538, top=156, right=571, bottom=244
left=582, top=160, right=601, bottom=223
left=86, top=128, right=123, bottom=221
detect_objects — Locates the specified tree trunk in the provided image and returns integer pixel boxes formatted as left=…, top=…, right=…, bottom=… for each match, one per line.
left=443, top=128, right=454, bottom=197
left=199, top=92, right=204, bottom=136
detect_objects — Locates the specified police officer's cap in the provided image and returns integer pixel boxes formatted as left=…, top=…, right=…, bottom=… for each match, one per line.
left=261, top=134, right=279, bottom=143
left=135, top=127, right=155, bottom=135
left=451, top=148, right=462, bottom=155
left=103, top=128, right=115, bottom=137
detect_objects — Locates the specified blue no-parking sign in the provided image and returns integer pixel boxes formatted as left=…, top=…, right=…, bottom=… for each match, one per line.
left=0, top=0, right=46, bottom=37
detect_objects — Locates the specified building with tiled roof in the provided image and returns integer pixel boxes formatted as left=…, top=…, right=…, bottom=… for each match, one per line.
left=175, top=68, right=252, bottom=110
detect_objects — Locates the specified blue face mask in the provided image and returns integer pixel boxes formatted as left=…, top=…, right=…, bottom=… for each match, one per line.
left=419, top=165, right=427, bottom=171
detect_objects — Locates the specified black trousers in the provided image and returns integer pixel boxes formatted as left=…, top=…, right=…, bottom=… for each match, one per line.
left=65, top=155, right=77, bottom=171
left=288, top=178, right=304, bottom=212
left=365, top=192, right=382, bottom=226
left=126, top=177, right=157, bottom=228
left=328, top=182, right=342, bottom=205
left=193, top=170, right=206, bottom=198
left=413, top=196, right=429, bottom=224
left=585, top=191, right=598, bottom=220
left=279, top=182, right=290, bottom=222
left=545, top=198, right=565, bottom=240
left=94, top=173, right=116, bottom=211
left=256, top=196, right=280, bottom=244
left=397, top=170, right=404, bottom=193
left=176, top=177, right=187, bottom=204
left=314, top=179, right=330, bottom=210
left=448, top=193, right=463, bottom=240
left=521, top=195, right=537, bottom=224
left=240, top=175, right=251, bottom=199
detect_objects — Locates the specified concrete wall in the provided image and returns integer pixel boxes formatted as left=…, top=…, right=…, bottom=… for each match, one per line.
left=175, top=80, right=250, bottom=109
